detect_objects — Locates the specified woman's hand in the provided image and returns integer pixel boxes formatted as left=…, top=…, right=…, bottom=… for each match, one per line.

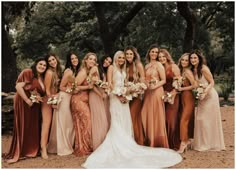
left=117, top=95, right=128, bottom=104
left=26, top=99, right=33, bottom=107
left=199, top=92, right=207, bottom=100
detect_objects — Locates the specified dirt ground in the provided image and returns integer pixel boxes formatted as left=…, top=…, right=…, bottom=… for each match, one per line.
left=1, top=106, right=234, bottom=168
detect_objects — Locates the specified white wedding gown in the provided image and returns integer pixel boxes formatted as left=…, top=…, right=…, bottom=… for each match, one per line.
left=82, top=69, right=182, bottom=168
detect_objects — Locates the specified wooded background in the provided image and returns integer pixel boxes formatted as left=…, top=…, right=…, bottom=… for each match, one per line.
left=2, top=2, right=234, bottom=93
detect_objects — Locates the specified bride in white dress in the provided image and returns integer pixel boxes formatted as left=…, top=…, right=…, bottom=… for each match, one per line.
left=82, top=51, right=182, bottom=168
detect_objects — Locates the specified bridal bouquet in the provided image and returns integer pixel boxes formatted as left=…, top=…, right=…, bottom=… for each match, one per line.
left=112, top=86, right=133, bottom=101
left=65, top=81, right=77, bottom=93
left=193, top=83, right=207, bottom=100
left=172, top=76, right=184, bottom=90
left=30, top=89, right=43, bottom=103
left=124, top=82, right=147, bottom=98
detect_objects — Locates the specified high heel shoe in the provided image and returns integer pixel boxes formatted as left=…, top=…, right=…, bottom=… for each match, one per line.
left=177, top=142, right=188, bottom=153
left=187, top=139, right=193, bottom=150
left=41, top=148, right=48, bottom=159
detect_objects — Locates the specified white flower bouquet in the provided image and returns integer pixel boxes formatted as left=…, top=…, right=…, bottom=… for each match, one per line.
left=30, top=89, right=43, bottom=103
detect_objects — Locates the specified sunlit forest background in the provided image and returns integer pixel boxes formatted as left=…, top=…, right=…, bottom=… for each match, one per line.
left=2, top=2, right=234, bottom=100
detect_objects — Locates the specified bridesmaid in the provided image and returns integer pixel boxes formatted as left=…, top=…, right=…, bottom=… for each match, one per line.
left=158, top=49, right=181, bottom=150
left=177, top=53, right=196, bottom=153
left=41, top=54, right=62, bottom=159
left=124, top=46, right=145, bottom=145
left=141, top=44, right=169, bottom=148
left=49, top=52, right=80, bottom=155
left=97, top=55, right=113, bottom=126
left=70, top=52, right=97, bottom=156
left=5, top=58, right=47, bottom=163
left=89, top=55, right=112, bottom=150
left=189, top=50, right=225, bottom=151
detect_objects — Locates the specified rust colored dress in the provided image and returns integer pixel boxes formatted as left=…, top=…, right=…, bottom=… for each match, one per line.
left=179, top=72, right=195, bottom=142
left=5, top=69, right=45, bottom=163
left=71, top=79, right=92, bottom=156
left=163, top=65, right=181, bottom=150
left=141, top=63, right=169, bottom=148
left=127, top=63, right=145, bottom=145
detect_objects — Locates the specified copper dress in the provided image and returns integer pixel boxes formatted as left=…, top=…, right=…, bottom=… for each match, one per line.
left=141, top=63, right=169, bottom=148
left=163, top=65, right=181, bottom=150
left=179, top=73, right=195, bottom=142
left=127, top=63, right=145, bottom=145
left=71, top=79, right=92, bottom=156
left=5, top=69, right=45, bottom=162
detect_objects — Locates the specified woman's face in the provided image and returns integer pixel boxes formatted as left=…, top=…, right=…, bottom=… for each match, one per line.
left=86, top=55, right=97, bottom=68
left=48, top=56, right=58, bottom=68
left=180, top=55, right=190, bottom=68
left=71, top=54, right=79, bottom=67
left=158, top=52, right=167, bottom=64
left=103, top=57, right=112, bottom=67
left=125, top=49, right=134, bottom=63
left=36, top=60, right=47, bottom=74
left=190, top=53, right=199, bottom=66
left=149, top=48, right=158, bottom=61
left=116, top=53, right=125, bottom=66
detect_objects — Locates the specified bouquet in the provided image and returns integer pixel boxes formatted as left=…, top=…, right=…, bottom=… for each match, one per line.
left=65, top=81, right=77, bottom=93
left=47, top=95, right=61, bottom=109
left=162, top=91, right=174, bottom=104
left=193, top=83, right=207, bottom=100
left=29, top=89, right=43, bottom=103
left=112, top=86, right=133, bottom=101
left=172, top=76, right=184, bottom=90
left=125, top=82, right=147, bottom=98
left=95, top=80, right=111, bottom=95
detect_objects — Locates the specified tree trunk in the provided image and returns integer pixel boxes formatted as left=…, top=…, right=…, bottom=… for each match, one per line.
left=93, top=2, right=145, bottom=56
left=177, top=2, right=197, bottom=52
left=2, top=7, right=17, bottom=92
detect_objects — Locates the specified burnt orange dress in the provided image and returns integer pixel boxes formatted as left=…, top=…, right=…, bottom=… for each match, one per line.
left=179, top=72, right=195, bottom=141
left=141, top=62, right=169, bottom=148
left=71, top=79, right=92, bottom=156
left=163, top=65, right=181, bottom=150
left=127, top=63, right=145, bottom=145
left=5, top=69, right=45, bottom=163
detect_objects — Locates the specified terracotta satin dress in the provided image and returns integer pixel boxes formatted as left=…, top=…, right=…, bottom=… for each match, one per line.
left=163, top=65, right=181, bottom=150
left=179, top=73, right=195, bottom=142
left=71, top=79, right=92, bottom=156
left=127, top=64, right=145, bottom=145
left=141, top=63, right=169, bottom=148
left=5, top=69, right=45, bottom=162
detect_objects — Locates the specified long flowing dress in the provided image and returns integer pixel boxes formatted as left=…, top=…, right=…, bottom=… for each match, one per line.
left=141, top=63, right=169, bottom=147
left=5, top=69, right=45, bottom=162
left=179, top=72, right=195, bottom=142
left=89, top=72, right=109, bottom=150
left=82, top=68, right=182, bottom=168
left=127, top=63, right=145, bottom=145
left=71, top=80, right=92, bottom=156
left=163, top=65, right=181, bottom=150
left=193, top=74, right=225, bottom=151
left=47, top=91, right=75, bottom=155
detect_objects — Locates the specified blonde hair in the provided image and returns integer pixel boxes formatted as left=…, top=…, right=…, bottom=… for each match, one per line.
left=81, top=52, right=97, bottom=73
left=178, top=53, right=190, bottom=74
left=158, top=49, right=175, bottom=64
left=113, top=51, right=126, bottom=73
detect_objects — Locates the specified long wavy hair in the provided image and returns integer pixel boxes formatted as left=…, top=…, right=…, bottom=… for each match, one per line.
left=189, top=50, right=207, bottom=78
left=31, top=57, right=48, bottom=79
left=113, top=51, right=126, bottom=73
left=80, top=52, right=98, bottom=74
left=45, top=53, right=62, bottom=79
left=124, top=46, right=141, bottom=82
left=178, top=53, right=190, bottom=74
left=64, top=52, right=80, bottom=77
left=158, top=48, right=175, bottom=64
left=145, top=44, right=159, bottom=64
left=98, top=55, right=112, bottom=80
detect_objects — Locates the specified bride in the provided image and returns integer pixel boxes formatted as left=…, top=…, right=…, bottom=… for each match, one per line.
left=82, top=51, right=182, bottom=168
